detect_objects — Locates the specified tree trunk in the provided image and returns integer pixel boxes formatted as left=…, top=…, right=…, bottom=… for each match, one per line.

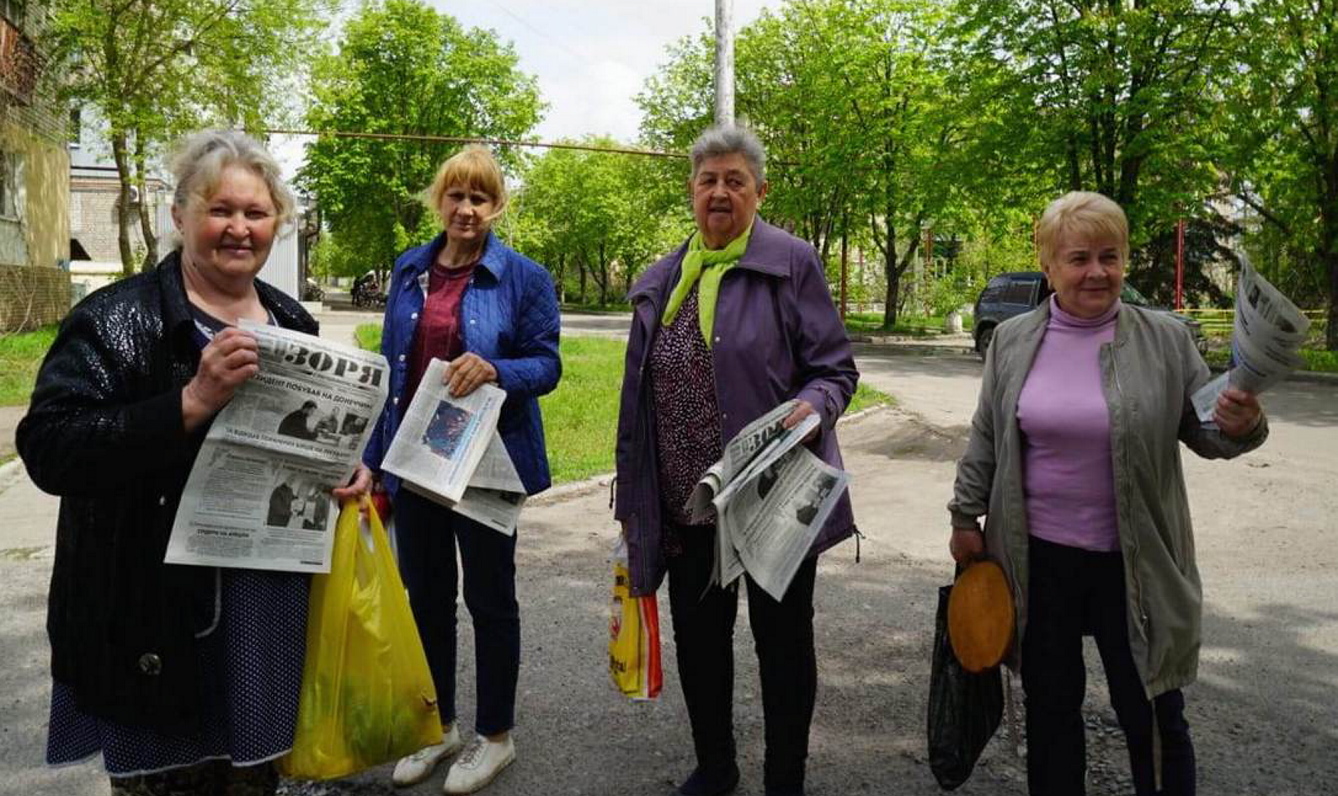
left=134, top=137, right=158, bottom=271
left=881, top=217, right=899, bottom=329
left=578, top=258, right=587, bottom=304
left=111, top=132, right=136, bottom=277
left=555, top=252, right=566, bottom=304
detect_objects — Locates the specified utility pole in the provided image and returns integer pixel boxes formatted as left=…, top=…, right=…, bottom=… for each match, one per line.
left=715, top=0, right=735, bottom=126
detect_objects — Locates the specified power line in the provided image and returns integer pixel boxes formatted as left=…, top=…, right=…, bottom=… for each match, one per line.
left=258, top=128, right=689, bottom=160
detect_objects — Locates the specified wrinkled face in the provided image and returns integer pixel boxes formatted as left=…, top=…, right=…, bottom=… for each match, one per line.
left=173, top=165, right=278, bottom=285
left=1042, top=230, right=1126, bottom=319
left=690, top=152, right=767, bottom=249
left=440, top=184, right=496, bottom=244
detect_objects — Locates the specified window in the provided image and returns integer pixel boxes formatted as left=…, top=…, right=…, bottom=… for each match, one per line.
left=0, top=151, right=21, bottom=219
left=1000, top=278, right=1038, bottom=306
left=69, top=106, right=81, bottom=147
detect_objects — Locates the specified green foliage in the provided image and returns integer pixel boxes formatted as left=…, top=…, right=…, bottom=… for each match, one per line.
left=300, top=0, right=544, bottom=276
left=0, top=325, right=58, bottom=406
left=504, top=139, right=688, bottom=305
left=50, top=0, right=328, bottom=274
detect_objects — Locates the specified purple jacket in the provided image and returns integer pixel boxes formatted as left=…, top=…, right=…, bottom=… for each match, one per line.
left=614, top=218, right=860, bottom=596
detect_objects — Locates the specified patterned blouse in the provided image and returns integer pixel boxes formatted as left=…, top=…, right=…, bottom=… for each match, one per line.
left=650, top=286, right=723, bottom=531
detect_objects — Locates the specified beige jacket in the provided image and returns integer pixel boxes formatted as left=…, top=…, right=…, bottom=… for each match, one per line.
left=949, top=301, right=1268, bottom=698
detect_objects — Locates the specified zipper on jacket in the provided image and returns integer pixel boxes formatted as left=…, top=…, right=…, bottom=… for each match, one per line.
left=1109, top=341, right=1151, bottom=637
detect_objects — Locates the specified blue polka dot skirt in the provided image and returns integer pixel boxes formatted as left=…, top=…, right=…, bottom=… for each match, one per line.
left=46, top=569, right=309, bottom=776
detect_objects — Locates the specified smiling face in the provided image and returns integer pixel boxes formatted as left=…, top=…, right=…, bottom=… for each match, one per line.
left=1042, top=230, right=1126, bottom=319
left=173, top=164, right=277, bottom=287
left=690, top=152, right=767, bottom=249
left=440, top=184, right=496, bottom=245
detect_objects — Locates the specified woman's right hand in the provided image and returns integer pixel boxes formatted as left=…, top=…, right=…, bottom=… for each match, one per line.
left=182, top=328, right=260, bottom=431
left=949, top=527, right=984, bottom=563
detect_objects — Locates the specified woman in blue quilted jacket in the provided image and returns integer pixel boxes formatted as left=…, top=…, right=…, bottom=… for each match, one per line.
left=362, top=145, right=561, bottom=795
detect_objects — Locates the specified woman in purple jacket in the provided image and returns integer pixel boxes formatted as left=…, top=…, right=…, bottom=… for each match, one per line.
left=614, top=126, right=859, bottom=796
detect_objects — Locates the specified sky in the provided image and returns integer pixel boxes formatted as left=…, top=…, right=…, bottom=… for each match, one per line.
left=276, top=0, right=780, bottom=177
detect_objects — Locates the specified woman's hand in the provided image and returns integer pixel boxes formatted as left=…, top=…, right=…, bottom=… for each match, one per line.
left=444, top=353, right=498, bottom=397
left=949, top=527, right=984, bottom=563
left=1214, top=388, right=1263, bottom=439
left=782, top=399, right=820, bottom=442
left=332, top=463, right=373, bottom=500
left=182, top=328, right=259, bottom=431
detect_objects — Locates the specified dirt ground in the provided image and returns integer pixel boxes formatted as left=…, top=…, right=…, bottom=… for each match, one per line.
left=2, top=350, right=1335, bottom=796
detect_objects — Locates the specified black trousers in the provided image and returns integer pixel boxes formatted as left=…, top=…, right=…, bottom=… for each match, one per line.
left=394, top=487, right=520, bottom=736
left=666, top=523, right=818, bottom=795
left=1022, top=536, right=1196, bottom=796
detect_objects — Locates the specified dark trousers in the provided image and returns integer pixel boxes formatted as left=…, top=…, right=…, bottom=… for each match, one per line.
left=1022, top=536, right=1196, bottom=796
left=394, top=487, right=520, bottom=736
left=666, top=524, right=818, bottom=795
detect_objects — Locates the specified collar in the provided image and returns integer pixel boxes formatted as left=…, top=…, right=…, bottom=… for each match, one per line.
left=734, top=217, right=793, bottom=278
left=407, top=231, right=507, bottom=282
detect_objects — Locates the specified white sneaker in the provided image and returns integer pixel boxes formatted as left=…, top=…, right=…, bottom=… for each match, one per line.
left=392, top=726, right=464, bottom=787
left=441, top=734, right=515, bottom=794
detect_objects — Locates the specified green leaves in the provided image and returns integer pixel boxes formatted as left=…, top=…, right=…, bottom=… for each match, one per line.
left=299, top=0, right=543, bottom=275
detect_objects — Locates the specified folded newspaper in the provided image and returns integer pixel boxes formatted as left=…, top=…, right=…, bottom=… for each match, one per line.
left=1191, top=257, right=1311, bottom=422
left=688, top=400, right=850, bottom=601
left=381, top=358, right=527, bottom=535
left=165, top=321, right=389, bottom=573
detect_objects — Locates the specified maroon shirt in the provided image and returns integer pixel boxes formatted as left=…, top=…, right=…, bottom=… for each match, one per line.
left=404, top=261, right=476, bottom=407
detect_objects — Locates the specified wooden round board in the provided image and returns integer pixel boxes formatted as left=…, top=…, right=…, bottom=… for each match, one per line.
left=948, top=560, right=1015, bottom=673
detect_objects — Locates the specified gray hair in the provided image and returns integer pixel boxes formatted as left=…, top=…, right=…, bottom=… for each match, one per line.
left=690, top=125, right=766, bottom=188
left=170, top=129, right=296, bottom=228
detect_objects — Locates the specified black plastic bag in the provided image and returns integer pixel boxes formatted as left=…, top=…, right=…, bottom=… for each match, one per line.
left=927, top=582, right=1003, bottom=790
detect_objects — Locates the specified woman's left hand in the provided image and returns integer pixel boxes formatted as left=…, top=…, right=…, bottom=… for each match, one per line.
left=1214, top=388, right=1263, bottom=439
left=782, top=399, right=820, bottom=442
left=332, top=463, right=373, bottom=500
left=444, top=353, right=498, bottom=397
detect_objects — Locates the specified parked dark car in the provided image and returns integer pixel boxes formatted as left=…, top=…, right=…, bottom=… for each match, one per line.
left=972, top=271, right=1206, bottom=357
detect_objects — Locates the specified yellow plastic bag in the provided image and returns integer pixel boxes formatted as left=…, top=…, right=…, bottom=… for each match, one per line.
left=279, top=498, right=443, bottom=780
left=609, top=538, right=662, bottom=700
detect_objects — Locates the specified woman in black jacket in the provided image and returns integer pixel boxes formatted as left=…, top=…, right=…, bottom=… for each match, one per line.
left=17, top=130, right=368, bottom=796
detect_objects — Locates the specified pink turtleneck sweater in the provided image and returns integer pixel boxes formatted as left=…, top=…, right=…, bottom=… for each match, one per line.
left=1016, top=295, right=1121, bottom=552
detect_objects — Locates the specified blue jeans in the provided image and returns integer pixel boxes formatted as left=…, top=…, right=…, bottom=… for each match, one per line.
left=1022, top=536, right=1196, bottom=796
left=393, top=488, right=520, bottom=735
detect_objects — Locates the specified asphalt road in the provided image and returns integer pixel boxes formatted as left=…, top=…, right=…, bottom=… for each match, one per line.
left=2, top=335, right=1335, bottom=796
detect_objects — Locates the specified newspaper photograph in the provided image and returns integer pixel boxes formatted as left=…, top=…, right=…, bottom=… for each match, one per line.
left=1192, top=257, right=1311, bottom=422
left=165, top=322, right=389, bottom=573
left=689, top=400, right=849, bottom=599
left=722, top=449, right=850, bottom=601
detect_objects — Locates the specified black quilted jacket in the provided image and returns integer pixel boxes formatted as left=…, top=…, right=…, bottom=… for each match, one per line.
left=16, top=251, right=316, bottom=734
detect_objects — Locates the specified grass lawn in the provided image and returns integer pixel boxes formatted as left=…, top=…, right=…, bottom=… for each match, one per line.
left=356, top=324, right=895, bottom=483
left=0, top=325, right=57, bottom=406
left=1204, top=346, right=1338, bottom=373
left=844, top=311, right=972, bottom=336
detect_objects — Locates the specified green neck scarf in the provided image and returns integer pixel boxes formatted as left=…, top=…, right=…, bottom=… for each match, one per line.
left=661, top=222, right=754, bottom=347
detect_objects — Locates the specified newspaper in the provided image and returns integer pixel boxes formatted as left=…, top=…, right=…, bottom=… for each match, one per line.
left=689, top=400, right=851, bottom=601
left=165, top=321, right=389, bottom=573
left=383, top=358, right=526, bottom=535
left=1191, top=257, right=1311, bottom=422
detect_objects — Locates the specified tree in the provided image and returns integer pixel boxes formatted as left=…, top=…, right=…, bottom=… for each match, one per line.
left=1219, top=0, right=1338, bottom=348
left=506, top=139, right=687, bottom=305
left=957, top=0, right=1240, bottom=243
left=299, top=0, right=543, bottom=279
left=638, top=0, right=979, bottom=327
left=50, top=0, right=327, bottom=275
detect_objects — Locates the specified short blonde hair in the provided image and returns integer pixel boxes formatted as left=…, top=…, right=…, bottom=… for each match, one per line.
left=170, top=130, right=296, bottom=228
left=1036, top=191, right=1128, bottom=268
left=425, top=145, right=508, bottom=225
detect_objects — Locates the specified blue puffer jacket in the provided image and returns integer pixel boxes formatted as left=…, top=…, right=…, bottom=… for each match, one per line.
left=363, top=231, right=561, bottom=496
